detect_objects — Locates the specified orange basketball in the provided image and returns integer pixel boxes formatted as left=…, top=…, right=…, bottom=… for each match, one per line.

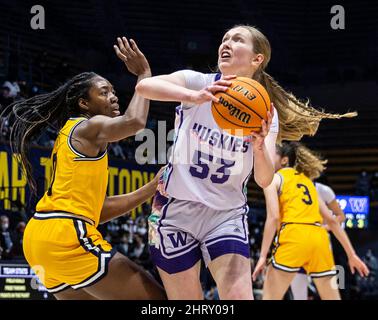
left=211, top=77, right=271, bottom=136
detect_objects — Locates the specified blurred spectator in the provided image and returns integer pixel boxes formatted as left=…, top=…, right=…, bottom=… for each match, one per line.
left=107, top=220, right=121, bottom=233
left=0, top=81, right=18, bottom=107
left=0, top=215, right=13, bottom=259
left=136, top=218, right=148, bottom=239
left=16, top=80, right=29, bottom=100
left=364, top=249, right=378, bottom=277
left=355, top=170, right=371, bottom=196
left=122, top=217, right=136, bottom=235
left=35, top=126, right=57, bottom=148
left=109, top=142, right=126, bottom=160
left=349, top=249, right=378, bottom=299
left=130, top=234, right=152, bottom=270
left=11, top=221, right=26, bottom=259
left=31, top=85, right=41, bottom=96
left=121, top=138, right=136, bottom=161
left=116, top=232, right=132, bottom=257
left=9, top=190, right=28, bottom=223
left=355, top=273, right=378, bottom=298
left=0, top=117, right=10, bottom=141
left=129, top=234, right=146, bottom=260
left=1, top=79, right=31, bottom=142
left=104, top=231, right=112, bottom=243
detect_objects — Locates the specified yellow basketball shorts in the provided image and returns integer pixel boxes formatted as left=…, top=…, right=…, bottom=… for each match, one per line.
left=23, top=212, right=116, bottom=293
left=270, top=223, right=337, bottom=278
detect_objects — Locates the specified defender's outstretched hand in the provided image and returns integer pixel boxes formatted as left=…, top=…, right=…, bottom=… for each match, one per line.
left=114, top=37, right=151, bottom=77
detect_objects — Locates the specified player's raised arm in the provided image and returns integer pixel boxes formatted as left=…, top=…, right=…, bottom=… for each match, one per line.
left=136, top=71, right=234, bottom=105
left=76, top=37, right=152, bottom=144
left=100, top=167, right=165, bottom=224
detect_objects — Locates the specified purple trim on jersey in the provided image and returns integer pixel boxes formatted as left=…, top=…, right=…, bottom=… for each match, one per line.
left=149, top=245, right=201, bottom=274
left=214, top=73, right=222, bottom=81
left=157, top=197, right=200, bottom=257
left=242, top=171, right=252, bottom=203
left=165, top=106, right=184, bottom=191
left=298, top=267, right=306, bottom=274
left=207, top=239, right=250, bottom=261
left=204, top=205, right=249, bottom=245
left=152, top=190, right=169, bottom=212
left=158, top=197, right=174, bottom=222
left=164, top=163, right=173, bottom=192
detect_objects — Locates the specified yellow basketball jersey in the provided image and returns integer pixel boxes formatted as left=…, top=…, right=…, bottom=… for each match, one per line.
left=277, top=167, right=323, bottom=224
left=36, top=117, right=108, bottom=226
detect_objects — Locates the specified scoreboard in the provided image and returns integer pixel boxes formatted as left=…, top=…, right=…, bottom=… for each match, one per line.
left=336, top=195, right=369, bottom=229
left=0, top=262, right=54, bottom=300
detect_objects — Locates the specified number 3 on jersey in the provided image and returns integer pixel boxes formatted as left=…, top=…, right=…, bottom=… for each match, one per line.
left=189, top=150, right=235, bottom=184
left=297, top=183, right=313, bottom=205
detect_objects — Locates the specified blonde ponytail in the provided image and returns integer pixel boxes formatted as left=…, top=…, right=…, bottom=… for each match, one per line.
left=259, top=71, right=357, bottom=142
left=231, top=25, right=358, bottom=142
left=294, top=144, right=327, bottom=180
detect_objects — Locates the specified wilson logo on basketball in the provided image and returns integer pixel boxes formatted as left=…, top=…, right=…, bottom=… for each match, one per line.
left=219, top=96, right=251, bottom=124
left=211, top=77, right=271, bottom=136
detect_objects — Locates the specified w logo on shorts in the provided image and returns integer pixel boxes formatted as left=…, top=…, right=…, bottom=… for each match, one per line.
left=167, top=232, right=188, bottom=248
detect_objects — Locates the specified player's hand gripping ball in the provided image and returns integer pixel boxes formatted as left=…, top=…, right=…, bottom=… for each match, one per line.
left=211, top=77, right=271, bottom=136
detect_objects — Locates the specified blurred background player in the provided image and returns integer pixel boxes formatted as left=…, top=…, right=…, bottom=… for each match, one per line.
left=253, top=141, right=369, bottom=300
left=136, top=24, right=355, bottom=300
left=316, top=176, right=346, bottom=227
left=1, top=37, right=166, bottom=300
left=291, top=172, right=346, bottom=300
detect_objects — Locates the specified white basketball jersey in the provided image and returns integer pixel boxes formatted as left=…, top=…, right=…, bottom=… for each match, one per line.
left=164, top=70, right=279, bottom=210
left=315, top=182, right=336, bottom=205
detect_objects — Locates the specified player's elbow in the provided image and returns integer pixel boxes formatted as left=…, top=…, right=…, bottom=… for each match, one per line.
left=255, top=175, right=274, bottom=189
left=135, top=79, right=148, bottom=96
left=268, top=214, right=279, bottom=226
left=256, top=180, right=271, bottom=189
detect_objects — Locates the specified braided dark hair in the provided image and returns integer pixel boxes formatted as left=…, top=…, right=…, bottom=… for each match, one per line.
left=0, top=72, right=99, bottom=194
